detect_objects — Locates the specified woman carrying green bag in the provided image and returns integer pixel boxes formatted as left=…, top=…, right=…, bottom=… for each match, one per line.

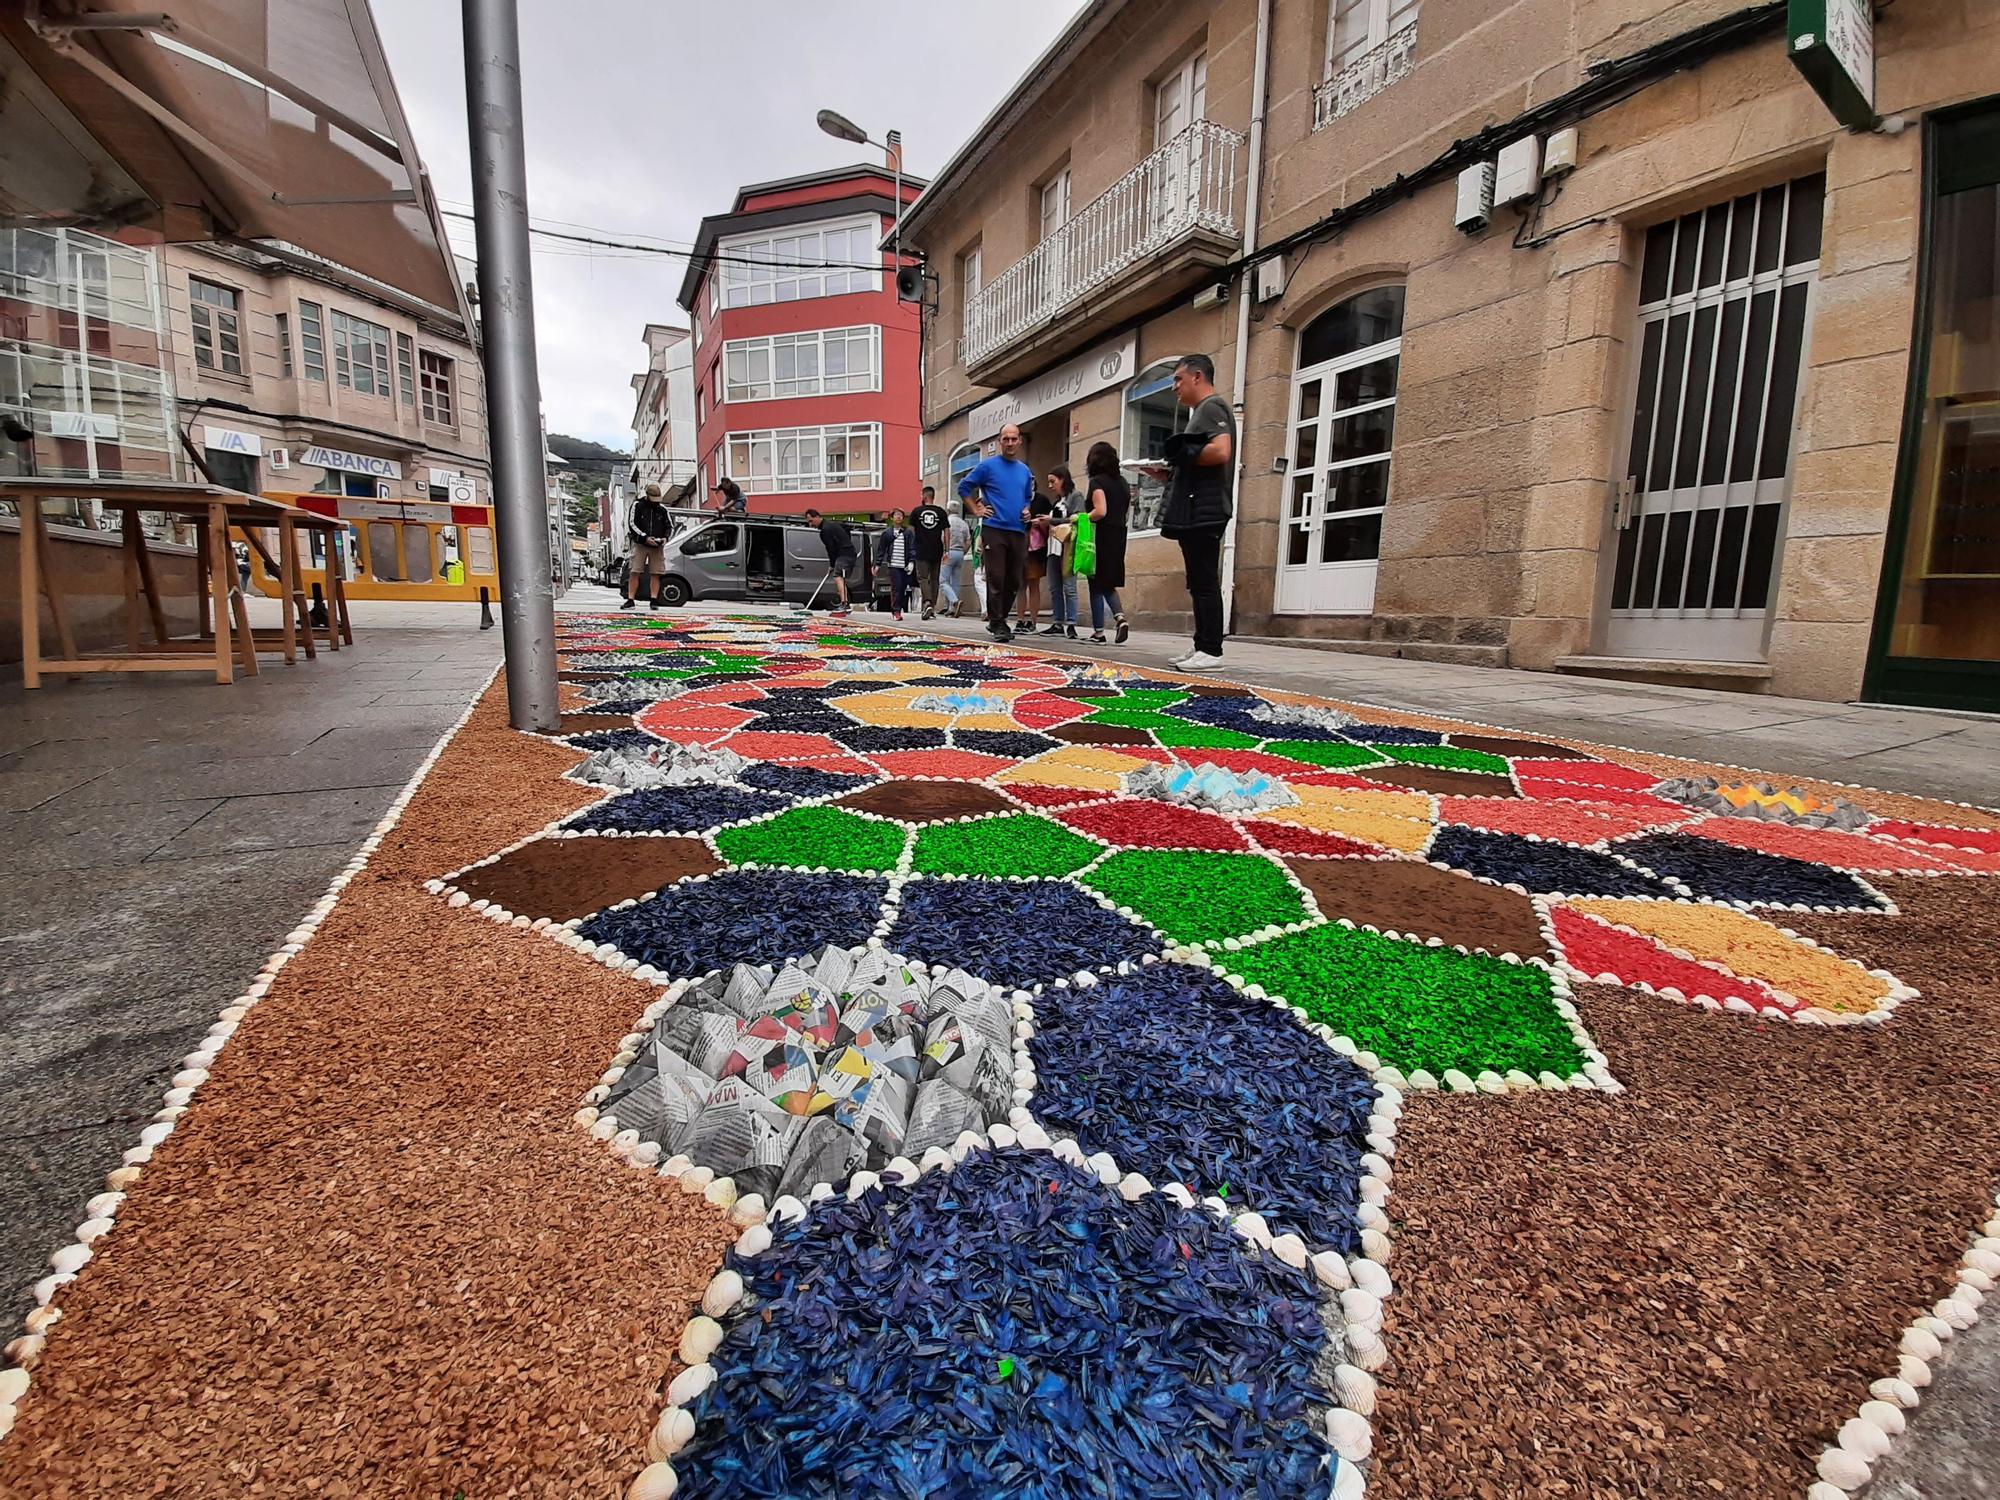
left=1082, top=441, right=1131, bottom=643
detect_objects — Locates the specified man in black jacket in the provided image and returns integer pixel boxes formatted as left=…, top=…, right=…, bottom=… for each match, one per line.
left=622, top=484, right=674, bottom=610
left=1145, top=353, right=1235, bottom=670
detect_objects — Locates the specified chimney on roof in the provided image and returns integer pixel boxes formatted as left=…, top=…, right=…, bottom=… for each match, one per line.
left=885, top=129, right=903, bottom=178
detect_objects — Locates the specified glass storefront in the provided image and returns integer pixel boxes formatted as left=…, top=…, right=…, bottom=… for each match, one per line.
left=1870, top=100, right=2000, bottom=710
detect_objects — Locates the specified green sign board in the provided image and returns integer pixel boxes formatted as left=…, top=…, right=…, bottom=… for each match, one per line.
left=1788, top=0, right=1876, bottom=129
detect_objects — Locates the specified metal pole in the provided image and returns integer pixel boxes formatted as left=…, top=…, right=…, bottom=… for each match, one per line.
left=462, top=0, right=559, bottom=731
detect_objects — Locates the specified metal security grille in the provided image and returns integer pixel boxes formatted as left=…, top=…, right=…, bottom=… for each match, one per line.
left=1605, top=173, right=1823, bottom=661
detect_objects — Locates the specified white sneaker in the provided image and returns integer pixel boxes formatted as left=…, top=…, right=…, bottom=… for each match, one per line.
left=1178, top=651, right=1226, bottom=672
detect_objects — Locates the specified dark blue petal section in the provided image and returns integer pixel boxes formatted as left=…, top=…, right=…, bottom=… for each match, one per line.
left=1614, top=832, right=1891, bottom=911
left=1029, top=964, right=1371, bottom=1252
left=1427, top=826, right=1677, bottom=898
left=578, top=870, right=886, bottom=975
left=832, top=725, right=952, bottom=752
left=738, top=762, right=876, bottom=799
left=887, top=880, right=1162, bottom=990
left=567, top=784, right=787, bottom=834
left=953, top=729, right=1060, bottom=758
left=562, top=728, right=659, bottom=753
left=686, top=1147, right=1334, bottom=1500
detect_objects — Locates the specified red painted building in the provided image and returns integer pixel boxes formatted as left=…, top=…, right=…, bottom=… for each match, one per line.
left=678, top=162, right=924, bottom=519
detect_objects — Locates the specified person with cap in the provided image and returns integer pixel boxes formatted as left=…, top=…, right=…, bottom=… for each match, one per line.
left=621, top=483, right=673, bottom=610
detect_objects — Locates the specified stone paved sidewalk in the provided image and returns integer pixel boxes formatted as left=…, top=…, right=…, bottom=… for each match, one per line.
left=0, top=596, right=501, bottom=1311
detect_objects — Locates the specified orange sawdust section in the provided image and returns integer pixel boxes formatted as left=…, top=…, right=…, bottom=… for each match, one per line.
left=0, top=687, right=736, bottom=1499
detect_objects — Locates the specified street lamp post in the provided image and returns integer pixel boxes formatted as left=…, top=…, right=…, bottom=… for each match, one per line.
left=816, top=109, right=903, bottom=265
left=463, top=0, right=560, bottom=731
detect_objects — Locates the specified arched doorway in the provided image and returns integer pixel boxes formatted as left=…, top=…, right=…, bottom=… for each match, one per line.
left=1275, top=286, right=1403, bottom=615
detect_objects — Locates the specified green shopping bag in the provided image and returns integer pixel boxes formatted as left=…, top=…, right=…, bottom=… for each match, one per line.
left=1070, top=510, right=1097, bottom=578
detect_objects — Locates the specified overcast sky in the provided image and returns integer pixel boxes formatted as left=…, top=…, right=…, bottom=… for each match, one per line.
left=374, top=1, right=1081, bottom=450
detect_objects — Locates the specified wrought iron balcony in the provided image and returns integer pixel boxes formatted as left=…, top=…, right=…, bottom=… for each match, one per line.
left=1313, top=20, right=1419, bottom=130
left=962, top=121, right=1244, bottom=378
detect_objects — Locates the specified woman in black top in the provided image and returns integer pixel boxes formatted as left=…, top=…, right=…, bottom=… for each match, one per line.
left=1083, top=441, right=1131, bottom=644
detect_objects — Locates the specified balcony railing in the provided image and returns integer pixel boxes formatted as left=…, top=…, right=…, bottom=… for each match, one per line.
left=963, top=120, right=1244, bottom=370
left=1313, top=19, right=1419, bottom=130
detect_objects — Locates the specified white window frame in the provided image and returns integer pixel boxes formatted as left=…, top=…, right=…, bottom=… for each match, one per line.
left=419, top=349, right=455, bottom=426
left=1039, top=170, right=1072, bottom=244
left=330, top=308, right=393, bottom=396
left=723, top=422, right=882, bottom=495
left=275, top=311, right=293, bottom=378
left=722, top=325, right=881, bottom=403
left=708, top=213, right=883, bottom=313
left=1325, top=0, right=1419, bottom=79
left=298, top=300, right=326, bottom=382
left=395, top=331, right=416, bottom=405
left=1155, top=49, right=1208, bottom=147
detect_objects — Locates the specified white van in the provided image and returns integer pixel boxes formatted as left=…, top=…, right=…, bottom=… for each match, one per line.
left=657, top=518, right=881, bottom=608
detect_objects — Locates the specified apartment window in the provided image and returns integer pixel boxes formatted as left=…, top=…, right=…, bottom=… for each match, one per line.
left=396, top=332, right=416, bottom=405
left=1317, top=1, right=1418, bottom=124
left=299, top=300, right=326, bottom=381
left=723, top=325, right=880, bottom=401
left=1154, top=50, right=1208, bottom=146
left=1039, top=170, right=1072, bottom=244
left=711, top=216, right=882, bottom=310
left=696, top=384, right=707, bottom=426
left=275, top=312, right=293, bottom=377
left=331, top=309, right=393, bottom=395
left=419, top=350, right=455, bottom=425
left=958, top=247, right=982, bottom=359
left=724, top=422, right=881, bottom=493
left=1328, top=0, right=1418, bottom=75
left=189, top=277, right=244, bottom=375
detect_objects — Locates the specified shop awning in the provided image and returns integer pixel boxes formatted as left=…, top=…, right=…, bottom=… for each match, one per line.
left=0, top=0, right=468, bottom=323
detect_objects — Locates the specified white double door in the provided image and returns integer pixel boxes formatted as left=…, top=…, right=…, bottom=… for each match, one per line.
left=1274, top=336, right=1399, bottom=615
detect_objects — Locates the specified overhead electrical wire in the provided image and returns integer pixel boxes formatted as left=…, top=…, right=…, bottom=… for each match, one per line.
left=437, top=208, right=897, bottom=274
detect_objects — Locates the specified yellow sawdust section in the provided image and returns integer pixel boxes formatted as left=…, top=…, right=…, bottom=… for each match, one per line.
left=996, top=744, right=1152, bottom=791
left=1568, top=898, right=1893, bottom=1014
left=1254, top=783, right=1436, bottom=853
left=838, top=683, right=1038, bottom=732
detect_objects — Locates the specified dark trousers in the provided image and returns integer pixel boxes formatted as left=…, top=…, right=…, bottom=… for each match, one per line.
left=1177, top=529, right=1225, bottom=656
left=888, top=566, right=909, bottom=613
left=982, top=528, right=1028, bottom=627
left=913, top=557, right=940, bottom=610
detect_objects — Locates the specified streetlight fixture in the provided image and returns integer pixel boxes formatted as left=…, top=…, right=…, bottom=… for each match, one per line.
left=817, top=108, right=904, bottom=263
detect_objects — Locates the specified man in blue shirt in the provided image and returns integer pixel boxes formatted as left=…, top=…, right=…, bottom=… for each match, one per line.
left=956, top=422, right=1035, bottom=642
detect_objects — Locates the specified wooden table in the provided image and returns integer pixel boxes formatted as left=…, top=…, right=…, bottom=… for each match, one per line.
left=6, top=478, right=326, bottom=687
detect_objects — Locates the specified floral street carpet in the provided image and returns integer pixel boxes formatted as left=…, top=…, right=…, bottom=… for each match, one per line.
left=420, top=612, right=2000, bottom=1500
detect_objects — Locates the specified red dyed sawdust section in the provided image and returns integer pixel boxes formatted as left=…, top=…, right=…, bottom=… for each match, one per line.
left=0, top=688, right=737, bottom=1498
left=1374, top=875, right=2000, bottom=1500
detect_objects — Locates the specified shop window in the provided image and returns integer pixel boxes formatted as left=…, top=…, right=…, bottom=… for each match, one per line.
left=1121, top=361, right=1186, bottom=533
left=1874, top=104, right=2000, bottom=705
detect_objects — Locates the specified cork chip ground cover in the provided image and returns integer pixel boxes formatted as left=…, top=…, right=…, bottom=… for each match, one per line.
left=6, top=607, right=1998, bottom=1500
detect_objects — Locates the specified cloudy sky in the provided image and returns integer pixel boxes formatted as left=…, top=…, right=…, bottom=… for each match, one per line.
left=375, top=1, right=1082, bottom=450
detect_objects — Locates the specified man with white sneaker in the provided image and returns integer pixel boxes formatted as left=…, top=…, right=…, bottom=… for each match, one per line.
left=1144, top=354, right=1235, bottom=672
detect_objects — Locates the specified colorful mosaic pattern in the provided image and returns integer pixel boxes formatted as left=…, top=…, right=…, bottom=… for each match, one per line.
left=427, top=611, right=1988, bottom=1500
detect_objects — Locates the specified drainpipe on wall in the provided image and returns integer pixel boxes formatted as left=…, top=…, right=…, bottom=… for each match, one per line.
left=1219, top=0, right=1273, bottom=637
